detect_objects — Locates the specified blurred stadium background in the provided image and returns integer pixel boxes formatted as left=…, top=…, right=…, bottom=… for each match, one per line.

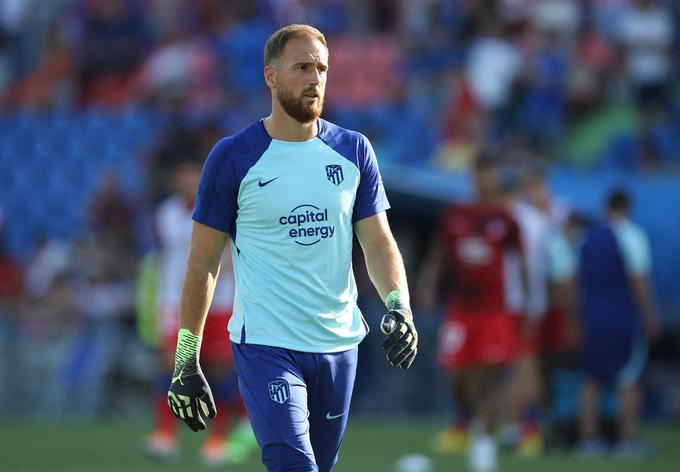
left=0, top=0, right=679, bottom=471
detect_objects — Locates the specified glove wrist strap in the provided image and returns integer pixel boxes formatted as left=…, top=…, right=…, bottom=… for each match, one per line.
left=385, top=288, right=409, bottom=311
left=173, top=328, right=201, bottom=377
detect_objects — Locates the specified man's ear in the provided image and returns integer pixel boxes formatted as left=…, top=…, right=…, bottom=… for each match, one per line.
left=264, top=65, right=277, bottom=89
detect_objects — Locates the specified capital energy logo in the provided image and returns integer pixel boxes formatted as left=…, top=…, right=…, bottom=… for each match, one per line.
left=279, top=204, right=336, bottom=246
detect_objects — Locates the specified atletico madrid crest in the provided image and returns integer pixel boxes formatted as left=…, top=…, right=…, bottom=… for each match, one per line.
left=268, top=379, right=290, bottom=404
left=325, top=165, right=344, bottom=186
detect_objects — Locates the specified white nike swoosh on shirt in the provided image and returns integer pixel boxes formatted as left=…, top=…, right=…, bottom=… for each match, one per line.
left=326, top=412, right=346, bottom=420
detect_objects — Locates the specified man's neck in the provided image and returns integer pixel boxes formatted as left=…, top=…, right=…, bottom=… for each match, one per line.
left=608, top=212, right=627, bottom=224
left=477, top=193, right=499, bottom=209
left=264, top=107, right=318, bottom=142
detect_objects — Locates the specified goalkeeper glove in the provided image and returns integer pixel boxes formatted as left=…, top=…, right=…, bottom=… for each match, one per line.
left=167, top=329, right=216, bottom=432
left=380, top=289, right=418, bottom=370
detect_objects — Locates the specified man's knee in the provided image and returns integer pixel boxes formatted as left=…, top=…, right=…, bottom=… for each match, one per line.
left=262, top=444, right=318, bottom=472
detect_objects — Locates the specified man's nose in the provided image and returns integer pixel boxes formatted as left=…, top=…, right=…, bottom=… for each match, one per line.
left=308, top=68, right=321, bottom=86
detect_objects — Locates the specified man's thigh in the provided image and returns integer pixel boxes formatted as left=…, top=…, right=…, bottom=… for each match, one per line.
left=232, top=342, right=317, bottom=472
left=307, top=348, right=358, bottom=472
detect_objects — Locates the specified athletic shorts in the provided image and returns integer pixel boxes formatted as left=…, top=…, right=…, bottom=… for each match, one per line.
left=438, top=310, right=518, bottom=369
left=232, top=342, right=357, bottom=472
left=164, top=311, right=233, bottom=362
left=582, top=323, right=647, bottom=388
left=516, top=307, right=577, bottom=356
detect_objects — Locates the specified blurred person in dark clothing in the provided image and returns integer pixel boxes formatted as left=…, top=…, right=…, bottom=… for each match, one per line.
left=418, top=154, right=524, bottom=472
left=576, top=189, right=661, bottom=458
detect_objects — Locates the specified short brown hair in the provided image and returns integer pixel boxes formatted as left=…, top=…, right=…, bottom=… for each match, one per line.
left=607, top=188, right=630, bottom=213
left=264, top=24, right=327, bottom=66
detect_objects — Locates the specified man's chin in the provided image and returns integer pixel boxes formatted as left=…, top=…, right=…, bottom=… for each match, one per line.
left=278, top=93, right=324, bottom=123
left=293, top=107, right=323, bottom=124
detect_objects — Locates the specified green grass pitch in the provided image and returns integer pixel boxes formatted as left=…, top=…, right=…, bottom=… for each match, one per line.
left=0, top=420, right=677, bottom=471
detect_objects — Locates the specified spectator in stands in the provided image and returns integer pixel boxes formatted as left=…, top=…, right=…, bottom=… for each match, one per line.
left=3, top=22, right=75, bottom=109
left=577, top=189, right=661, bottom=457
left=76, top=0, right=151, bottom=105
left=131, top=26, right=222, bottom=114
left=89, top=171, right=137, bottom=269
left=568, top=14, right=616, bottom=114
left=617, top=0, right=674, bottom=111
left=465, top=16, right=521, bottom=113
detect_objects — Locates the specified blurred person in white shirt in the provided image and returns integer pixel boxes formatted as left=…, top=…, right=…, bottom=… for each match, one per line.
left=142, top=159, right=254, bottom=466
left=503, top=171, right=578, bottom=456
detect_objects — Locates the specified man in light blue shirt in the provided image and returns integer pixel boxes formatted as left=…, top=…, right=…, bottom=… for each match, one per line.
left=165, top=24, right=418, bottom=471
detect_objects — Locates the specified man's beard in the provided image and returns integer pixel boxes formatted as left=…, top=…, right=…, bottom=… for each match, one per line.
left=277, top=86, right=324, bottom=124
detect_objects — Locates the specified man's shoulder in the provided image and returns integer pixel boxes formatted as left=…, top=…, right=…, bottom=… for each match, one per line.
left=615, top=219, right=650, bottom=249
left=206, top=121, right=272, bottom=176
left=317, top=118, right=370, bottom=149
left=210, top=120, right=271, bottom=160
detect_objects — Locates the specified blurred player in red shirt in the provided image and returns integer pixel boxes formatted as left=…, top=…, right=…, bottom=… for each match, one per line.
left=419, top=154, right=524, bottom=472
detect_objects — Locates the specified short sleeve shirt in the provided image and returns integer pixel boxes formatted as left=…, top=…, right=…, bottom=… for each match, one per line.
left=192, top=119, right=389, bottom=352
left=438, top=204, right=522, bottom=315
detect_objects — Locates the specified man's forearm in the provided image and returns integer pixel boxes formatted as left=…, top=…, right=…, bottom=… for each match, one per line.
left=179, top=262, right=220, bottom=336
left=364, top=238, right=409, bottom=306
left=632, top=276, right=658, bottom=329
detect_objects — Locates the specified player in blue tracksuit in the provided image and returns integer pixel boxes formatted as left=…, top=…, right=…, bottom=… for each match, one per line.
left=577, top=190, right=661, bottom=457
left=164, top=24, right=418, bottom=472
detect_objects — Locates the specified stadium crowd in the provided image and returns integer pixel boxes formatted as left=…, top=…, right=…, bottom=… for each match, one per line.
left=1, top=0, right=679, bottom=169
left=0, top=0, right=679, bottom=467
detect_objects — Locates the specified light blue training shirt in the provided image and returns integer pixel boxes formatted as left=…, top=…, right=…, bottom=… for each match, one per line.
left=612, top=218, right=651, bottom=276
left=192, top=119, right=390, bottom=353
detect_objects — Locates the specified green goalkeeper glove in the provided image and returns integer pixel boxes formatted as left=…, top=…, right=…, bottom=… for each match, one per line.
left=380, top=289, right=418, bottom=370
left=167, top=329, right=216, bottom=432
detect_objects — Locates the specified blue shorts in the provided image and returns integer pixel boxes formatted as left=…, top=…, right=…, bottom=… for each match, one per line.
left=582, top=322, right=647, bottom=388
left=232, top=342, right=358, bottom=472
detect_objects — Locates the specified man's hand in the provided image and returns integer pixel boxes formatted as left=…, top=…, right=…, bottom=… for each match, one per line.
left=380, top=306, right=418, bottom=370
left=167, top=329, right=216, bottom=432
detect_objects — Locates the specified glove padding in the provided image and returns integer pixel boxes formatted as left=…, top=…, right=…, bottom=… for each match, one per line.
left=380, top=306, right=418, bottom=370
left=167, top=367, right=216, bottom=432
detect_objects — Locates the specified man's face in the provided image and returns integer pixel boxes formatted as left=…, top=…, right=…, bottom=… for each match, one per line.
left=267, top=36, right=328, bottom=124
left=474, top=166, right=501, bottom=199
left=174, top=163, right=201, bottom=201
left=527, top=178, right=549, bottom=209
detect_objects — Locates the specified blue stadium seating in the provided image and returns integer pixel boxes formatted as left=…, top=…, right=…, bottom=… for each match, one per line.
left=1, top=109, right=160, bottom=258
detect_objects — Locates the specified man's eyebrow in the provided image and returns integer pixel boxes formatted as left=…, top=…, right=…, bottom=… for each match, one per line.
left=292, top=61, right=328, bottom=68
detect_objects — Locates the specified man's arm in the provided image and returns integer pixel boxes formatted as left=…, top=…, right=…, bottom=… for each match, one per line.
left=355, top=212, right=417, bottom=369
left=547, top=231, right=580, bottom=339
left=179, top=221, right=228, bottom=334
left=168, top=221, right=227, bottom=431
left=619, top=225, right=661, bottom=342
left=631, top=275, right=661, bottom=342
left=416, top=239, right=447, bottom=313
left=354, top=212, right=408, bottom=303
